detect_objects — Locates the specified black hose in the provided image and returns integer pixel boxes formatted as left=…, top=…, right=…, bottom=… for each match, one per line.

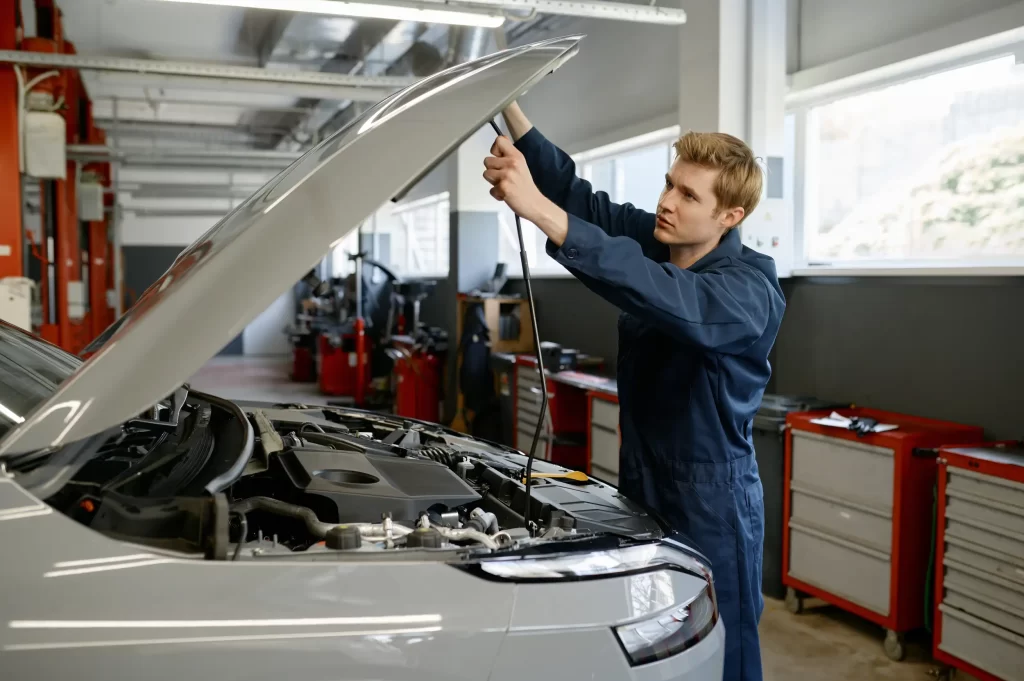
left=231, top=496, right=331, bottom=538
left=231, top=513, right=248, bottom=561
left=489, top=118, right=546, bottom=534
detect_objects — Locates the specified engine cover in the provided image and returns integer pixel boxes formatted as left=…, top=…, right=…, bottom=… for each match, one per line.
left=276, top=448, right=481, bottom=523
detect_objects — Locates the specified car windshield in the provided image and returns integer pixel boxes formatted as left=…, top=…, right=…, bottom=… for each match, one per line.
left=0, top=322, right=82, bottom=439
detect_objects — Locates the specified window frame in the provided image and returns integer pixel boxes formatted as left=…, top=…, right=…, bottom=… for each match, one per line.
left=786, top=43, right=1024, bottom=277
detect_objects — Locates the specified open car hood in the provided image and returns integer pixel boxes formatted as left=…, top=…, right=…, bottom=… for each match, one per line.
left=0, top=35, right=581, bottom=457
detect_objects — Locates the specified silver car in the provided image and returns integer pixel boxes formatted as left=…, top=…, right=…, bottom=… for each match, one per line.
left=0, top=35, right=725, bottom=680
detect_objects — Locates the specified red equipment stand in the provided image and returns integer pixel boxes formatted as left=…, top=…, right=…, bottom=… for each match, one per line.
left=782, top=408, right=984, bottom=660
left=318, top=329, right=372, bottom=403
left=933, top=442, right=1024, bottom=681
left=391, top=335, right=443, bottom=423
left=291, top=344, right=314, bottom=383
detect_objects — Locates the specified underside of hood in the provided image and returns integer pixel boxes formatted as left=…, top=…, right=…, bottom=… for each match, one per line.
left=0, top=35, right=582, bottom=457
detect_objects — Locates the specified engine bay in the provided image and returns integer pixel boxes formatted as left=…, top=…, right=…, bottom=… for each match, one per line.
left=31, top=389, right=663, bottom=560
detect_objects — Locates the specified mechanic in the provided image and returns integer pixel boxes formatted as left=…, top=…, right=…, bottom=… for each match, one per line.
left=483, top=102, right=785, bottom=681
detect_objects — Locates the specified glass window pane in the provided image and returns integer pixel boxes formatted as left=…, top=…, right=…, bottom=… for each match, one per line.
left=588, top=159, right=615, bottom=198
left=806, top=55, right=1024, bottom=261
left=619, top=144, right=670, bottom=213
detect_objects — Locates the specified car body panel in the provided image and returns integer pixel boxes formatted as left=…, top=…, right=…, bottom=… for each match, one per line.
left=0, top=35, right=581, bottom=457
left=1, top=474, right=722, bottom=680
left=489, top=620, right=726, bottom=681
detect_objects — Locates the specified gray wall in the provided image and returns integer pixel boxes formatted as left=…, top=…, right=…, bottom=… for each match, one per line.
left=506, top=274, right=1023, bottom=440
left=502, top=277, right=621, bottom=373
left=123, top=245, right=244, bottom=356
left=788, top=0, right=1020, bottom=72
left=771, top=276, right=1023, bottom=440
left=511, top=2, right=681, bottom=150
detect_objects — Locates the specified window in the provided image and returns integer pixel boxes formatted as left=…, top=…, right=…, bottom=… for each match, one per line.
left=797, top=54, right=1024, bottom=268
left=499, top=128, right=678, bottom=276
left=378, top=192, right=451, bottom=278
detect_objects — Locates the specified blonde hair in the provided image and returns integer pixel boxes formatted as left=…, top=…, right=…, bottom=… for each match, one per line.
left=673, top=131, right=763, bottom=225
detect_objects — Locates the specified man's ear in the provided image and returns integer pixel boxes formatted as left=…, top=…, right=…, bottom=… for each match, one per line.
left=720, top=206, right=745, bottom=230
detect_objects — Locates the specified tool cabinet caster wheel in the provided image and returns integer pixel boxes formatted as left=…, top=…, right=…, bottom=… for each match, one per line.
left=884, top=629, right=906, bottom=661
left=784, top=587, right=803, bottom=614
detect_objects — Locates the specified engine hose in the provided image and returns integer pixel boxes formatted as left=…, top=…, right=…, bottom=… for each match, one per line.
left=435, top=527, right=499, bottom=549
left=420, top=447, right=457, bottom=467
left=231, top=497, right=413, bottom=539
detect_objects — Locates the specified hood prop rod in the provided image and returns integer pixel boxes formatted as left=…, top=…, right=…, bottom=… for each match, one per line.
left=489, top=118, right=545, bottom=537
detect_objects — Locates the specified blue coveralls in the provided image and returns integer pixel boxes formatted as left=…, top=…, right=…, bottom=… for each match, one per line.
left=515, top=128, right=786, bottom=681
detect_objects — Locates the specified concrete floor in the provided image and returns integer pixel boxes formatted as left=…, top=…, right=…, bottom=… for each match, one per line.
left=191, top=356, right=968, bottom=681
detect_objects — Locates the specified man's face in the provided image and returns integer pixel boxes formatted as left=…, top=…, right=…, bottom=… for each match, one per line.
left=654, top=159, right=742, bottom=247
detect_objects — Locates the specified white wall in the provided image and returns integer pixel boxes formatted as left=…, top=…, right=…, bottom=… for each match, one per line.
left=242, top=291, right=293, bottom=356
left=121, top=216, right=218, bottom=246
left=791, top=0, right=1021, bottom=72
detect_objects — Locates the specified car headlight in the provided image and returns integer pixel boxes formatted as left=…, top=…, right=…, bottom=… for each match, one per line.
left=459, top=541, right=718, bottom=665
left=468, top=541, right=714, bottom=584
left=614, top=582, right=718, bottom=666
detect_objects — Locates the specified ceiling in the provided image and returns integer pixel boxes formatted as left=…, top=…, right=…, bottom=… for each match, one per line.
left=21, top=0, right=573, bottom=155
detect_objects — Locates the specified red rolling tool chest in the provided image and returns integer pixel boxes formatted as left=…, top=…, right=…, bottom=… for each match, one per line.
left=933, top=442, right=1024, bottom=681
left=782, top=408, right=984, bottom=660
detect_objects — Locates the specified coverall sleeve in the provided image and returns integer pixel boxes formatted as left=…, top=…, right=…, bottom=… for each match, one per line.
left=547, top=215, right=773, bottom=355
left=514, top=127, right=662, bottom=254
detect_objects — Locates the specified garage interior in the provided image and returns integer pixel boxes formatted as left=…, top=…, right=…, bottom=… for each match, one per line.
left=1, top=0, right=1023, bottom=679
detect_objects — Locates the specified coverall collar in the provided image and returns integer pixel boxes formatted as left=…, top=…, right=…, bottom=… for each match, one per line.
left=689, top=228, right=742, bottom=272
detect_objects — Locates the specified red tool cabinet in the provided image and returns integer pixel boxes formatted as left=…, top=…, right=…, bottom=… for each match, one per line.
left=933, top=442, right=1024, bottom=681
left=782, top=408, right=984, bottom=660
left=512, top=356, right=587, bottom=470
left=587, top=391, right=620, bottom=484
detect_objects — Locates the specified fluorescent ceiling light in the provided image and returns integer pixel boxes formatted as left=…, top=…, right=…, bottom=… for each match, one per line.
left=148, top=0, right=507, bottom=28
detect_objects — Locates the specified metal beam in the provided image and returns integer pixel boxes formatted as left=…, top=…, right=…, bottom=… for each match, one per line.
left=91, top=96, right=315, bottom=116
left=0, top=51, right=416, bottom=100
left=258, top=13, right=295, bottom=66
left=68, top=144, right=303, bottom=170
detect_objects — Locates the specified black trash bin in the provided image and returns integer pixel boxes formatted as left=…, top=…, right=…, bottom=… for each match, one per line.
left=489, top=352, right=517, bottom=449
left=753, top=394, right=849, bottom=600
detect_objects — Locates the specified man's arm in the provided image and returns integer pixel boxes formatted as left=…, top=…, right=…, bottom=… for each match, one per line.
left=497, top=103, right=661, bottom=254
left=542, top=216, right=774, bottom=353
left=483, top=148, right=776, bottom=353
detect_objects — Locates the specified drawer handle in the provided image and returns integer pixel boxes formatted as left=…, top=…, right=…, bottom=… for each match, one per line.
left=529, top=386, right=555, bottom=398
left=592, top=423, right=617, bottom=435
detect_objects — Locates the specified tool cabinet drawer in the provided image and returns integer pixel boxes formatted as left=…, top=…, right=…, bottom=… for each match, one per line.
left=946, top=515, right=1024, bottom=562
left=789, top=485, right=892, bottom=554
left=788, top=523, right=891, bottom=616
left=939, top=605, right=1024, bottom=681
left=591, top=398, right=618, bottom=432
left=516, top=428, right=551, bottom=460
left=517, top=402, right=551, bottom=430
left=790, top=430, right=894, bottom=512
left=947, top=466, right=1024, bottom=514
left=944, top=560, right=1024, bottom=614
left=946, top=490, right=1024, bottom=538
left=590, top=423, right=619, bottom=476
left=945, top=536, right=1024, bottom=591
left=944, top=587, right=1024, bottom=638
